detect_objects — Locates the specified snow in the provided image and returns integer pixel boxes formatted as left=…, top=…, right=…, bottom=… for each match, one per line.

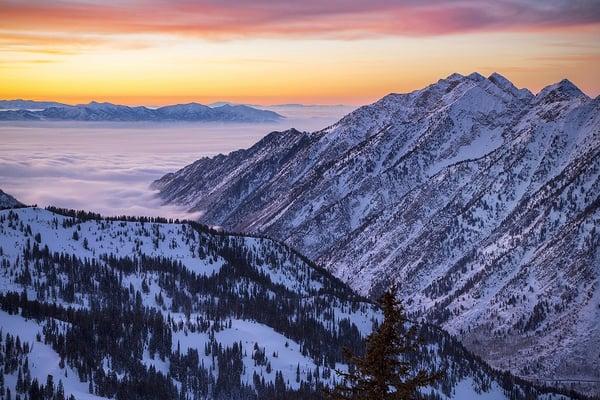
left=0, top=207, right=223, bottom=278
left=428, top=126, right=504, bottom=176
left=220, top=320, right=316, bottom=388
left=0, top=207, right=368, bottom=392
left=0, top=310, right=109, bottom=400
left=0, top=205, right=586, bottom=398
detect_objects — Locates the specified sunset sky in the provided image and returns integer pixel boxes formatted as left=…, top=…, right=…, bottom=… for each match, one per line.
left=1, top=0, right=599, bottom=105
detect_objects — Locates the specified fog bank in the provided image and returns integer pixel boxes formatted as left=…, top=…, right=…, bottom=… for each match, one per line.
left=0, top=105, right=353, bottom=218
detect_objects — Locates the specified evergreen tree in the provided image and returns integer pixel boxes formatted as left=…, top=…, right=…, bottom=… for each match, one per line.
left=56, top=380, right=65, bottom=400
left=44, top=375, right=54, bottom=399
left=327, top=287, right=443, bottom=400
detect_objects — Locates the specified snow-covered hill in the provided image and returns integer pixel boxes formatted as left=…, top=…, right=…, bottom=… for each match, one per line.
left=0, top=101, right=282, bottom=122
left=0, top=207, right=583, bottom=399
left=153, top=72, right=600, bottom=393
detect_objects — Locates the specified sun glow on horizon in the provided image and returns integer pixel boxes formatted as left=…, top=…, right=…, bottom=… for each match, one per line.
left=1, top=1, right=599, bottom=105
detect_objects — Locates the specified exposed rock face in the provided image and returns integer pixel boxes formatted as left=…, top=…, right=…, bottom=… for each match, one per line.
left=154, top=73, right=600, bottom=389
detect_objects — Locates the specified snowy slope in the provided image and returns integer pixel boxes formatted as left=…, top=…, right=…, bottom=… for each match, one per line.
left=0, top=99, right=68, bottom=110
left=154, top=72, right=600, bottom=394
left=0, top=207, right=583, bottom=399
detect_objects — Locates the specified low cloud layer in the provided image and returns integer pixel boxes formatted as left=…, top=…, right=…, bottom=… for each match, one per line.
left=0, top=106, right=351, bottom=219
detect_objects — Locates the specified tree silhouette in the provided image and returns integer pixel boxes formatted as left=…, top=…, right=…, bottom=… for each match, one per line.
left=327, top=286, right=443, bottom=400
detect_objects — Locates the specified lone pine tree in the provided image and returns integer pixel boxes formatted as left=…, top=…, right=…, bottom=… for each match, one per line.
left=327, top=287, right=443, bottom=400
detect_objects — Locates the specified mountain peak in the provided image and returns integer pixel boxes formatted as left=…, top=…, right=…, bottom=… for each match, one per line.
left=83, top=101, right=120, bottom=109
left=443, top=72, right=486, bottom=83
left=537, top=79, right=588, bottom=102
left=466, top=72, right=486, bottom=82
left=488, top=72, right=514, bottom=89
left=445, top=72, right=465, bottom=81
left=488, top=72, right=533, bottom=99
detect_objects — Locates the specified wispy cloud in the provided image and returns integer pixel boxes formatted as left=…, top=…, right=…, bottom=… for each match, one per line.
left=0, top=30, right=152, bottom=57
left=530, top=53, right=600, bottom=63
left=0, top=58, right=57, bottom=65
left=1, top=0, right=598, bottom=40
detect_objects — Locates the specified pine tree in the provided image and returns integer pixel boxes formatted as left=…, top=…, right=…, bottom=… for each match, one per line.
left=56, top=380, right=65, bottom=400
left=44, top=375, right=54, bottom=399
left=327, top=286, right=443, bottom=400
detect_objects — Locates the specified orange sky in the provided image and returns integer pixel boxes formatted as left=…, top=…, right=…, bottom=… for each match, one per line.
left=1, top=1, right=599, bottom=105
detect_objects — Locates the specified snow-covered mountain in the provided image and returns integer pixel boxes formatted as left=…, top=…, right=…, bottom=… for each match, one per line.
left=153, top=72, right=600, bottom=394
left=0, top=189, right=23, bottom=209
left=0, top=206, right=583, bottom=400
left=0, top=101, right=282, bottom=122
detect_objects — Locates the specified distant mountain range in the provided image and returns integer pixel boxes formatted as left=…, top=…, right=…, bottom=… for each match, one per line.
left=154, top=72, right=600, bottom=394
left=0, top=100, right=283, bottom=122
left=208, top=101, right=349, bottom=108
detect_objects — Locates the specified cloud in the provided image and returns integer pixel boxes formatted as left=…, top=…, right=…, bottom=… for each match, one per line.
left=1, top=0, right=598, bottom=42
left=0, top=31, right=151, bottom=58
left=0, top=151, right=195, bottom=218
left=0, top=107, right=350, bottom=219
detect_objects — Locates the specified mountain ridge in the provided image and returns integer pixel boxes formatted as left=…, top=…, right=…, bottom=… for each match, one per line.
left=153, top=72, right=600, bottom=394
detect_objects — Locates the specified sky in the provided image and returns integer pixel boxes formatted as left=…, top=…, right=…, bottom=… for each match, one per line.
left=1, top=0, right=599, bottom=105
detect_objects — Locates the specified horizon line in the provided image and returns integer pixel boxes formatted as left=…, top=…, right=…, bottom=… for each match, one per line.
left=1, top=71, right=595, bottom=108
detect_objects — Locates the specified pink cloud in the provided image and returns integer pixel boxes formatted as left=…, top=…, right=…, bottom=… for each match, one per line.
left=1, top=0, right=598, bottom=39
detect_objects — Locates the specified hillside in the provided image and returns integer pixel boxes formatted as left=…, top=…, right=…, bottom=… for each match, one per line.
left=0, top=206, right=585, bottom=399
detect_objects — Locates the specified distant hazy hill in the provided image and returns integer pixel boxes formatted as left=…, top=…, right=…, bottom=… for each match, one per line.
left=208, top=101, right=349, bottom=108
left=0, top=99, right=69, bottom=110
left=0, top=100, right=283, bottom=122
